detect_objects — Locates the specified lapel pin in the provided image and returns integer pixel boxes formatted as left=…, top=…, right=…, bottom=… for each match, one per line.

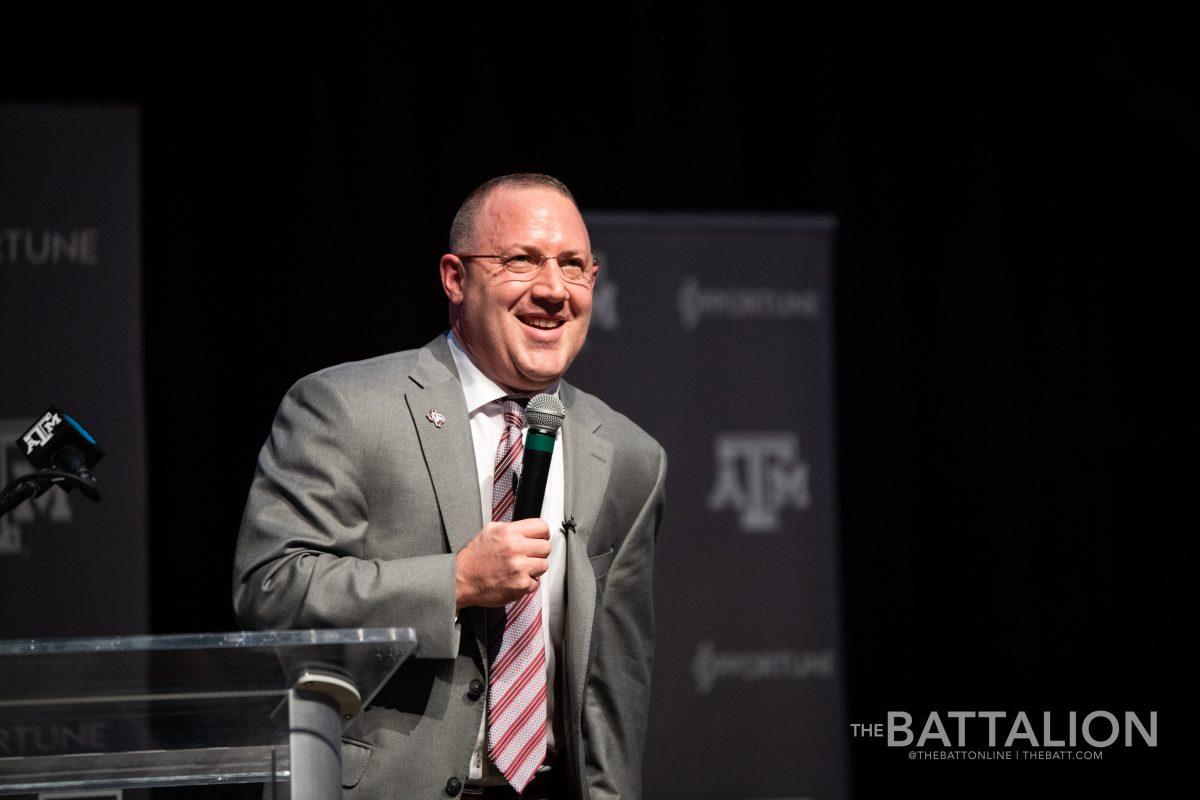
left=425, top=409, right=446, bottom=428
left=561, top=515, right=576, bottom=536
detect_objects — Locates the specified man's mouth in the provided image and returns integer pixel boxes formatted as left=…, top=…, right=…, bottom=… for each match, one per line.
left=518, top=315, right=565, bottom=330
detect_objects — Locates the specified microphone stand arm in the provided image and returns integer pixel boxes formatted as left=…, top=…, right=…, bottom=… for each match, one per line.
left=0, top=469, right=100, bottom=518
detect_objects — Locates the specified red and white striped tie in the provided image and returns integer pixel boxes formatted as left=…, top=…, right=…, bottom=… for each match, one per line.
left=487, top=397, right=547, bottom=793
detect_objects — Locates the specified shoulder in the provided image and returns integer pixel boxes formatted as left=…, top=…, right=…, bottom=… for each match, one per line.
left=288, top=336, right=449, bottom=401
left=305, top=349, right=422, bottom=393
left=269, top=340, right=450, bottom=437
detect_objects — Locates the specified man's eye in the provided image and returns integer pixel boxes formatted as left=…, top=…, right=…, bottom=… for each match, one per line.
left=562, top=258, right=586, bottom=270
left=505, top=255, right=535, bottom=267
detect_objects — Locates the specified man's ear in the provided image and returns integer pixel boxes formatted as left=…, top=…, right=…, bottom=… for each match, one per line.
left=440, top=254, right=466, bottom=304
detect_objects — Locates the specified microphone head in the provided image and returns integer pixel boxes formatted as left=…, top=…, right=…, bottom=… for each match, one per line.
left=15, top=405, right=105, bottom=500
left=526, top=393, right=566, bottom=433
left=17, top=405, right=105, bottom=472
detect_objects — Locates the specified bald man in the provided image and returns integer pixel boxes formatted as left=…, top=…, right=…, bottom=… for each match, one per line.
left=234, top=173, right=666, bottom=800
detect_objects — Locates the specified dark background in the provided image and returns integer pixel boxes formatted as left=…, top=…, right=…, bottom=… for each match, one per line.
left=3, top=7, right=1190, bottom=798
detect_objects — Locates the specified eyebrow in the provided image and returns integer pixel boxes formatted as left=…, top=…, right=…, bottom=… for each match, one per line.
left=507, top=244, right=585, bottom=256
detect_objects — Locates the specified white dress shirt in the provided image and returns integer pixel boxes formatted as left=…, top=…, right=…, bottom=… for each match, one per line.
left=446, top=331, right=566, bottom=784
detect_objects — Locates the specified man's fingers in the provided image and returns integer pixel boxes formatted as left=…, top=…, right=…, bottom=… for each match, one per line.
left=519, top=537, right=552, bottom=558
left=526, top=556, right=549, bottom=577
left=511, top=518, right=550, bottom=539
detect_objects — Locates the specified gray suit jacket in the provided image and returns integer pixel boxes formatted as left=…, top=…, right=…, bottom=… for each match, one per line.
left=233, top=334, right=666, bottom=800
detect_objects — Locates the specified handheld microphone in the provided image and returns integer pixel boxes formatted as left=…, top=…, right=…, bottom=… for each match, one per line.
left=512, top=393, right=566, bottom=521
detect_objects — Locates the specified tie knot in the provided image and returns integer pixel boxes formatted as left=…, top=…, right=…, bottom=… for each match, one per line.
left=501, top=396, right=526, bottom=428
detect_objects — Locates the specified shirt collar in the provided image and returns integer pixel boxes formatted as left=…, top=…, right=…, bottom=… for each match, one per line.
left=446, top=330, right=561, bottom=415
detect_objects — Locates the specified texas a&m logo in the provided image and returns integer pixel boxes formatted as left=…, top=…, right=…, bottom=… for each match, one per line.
left=707, top=432, right=811, bottom=533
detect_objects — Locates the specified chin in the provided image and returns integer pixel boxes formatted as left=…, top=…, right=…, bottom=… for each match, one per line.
left=515, top=362, right=567, bottom=389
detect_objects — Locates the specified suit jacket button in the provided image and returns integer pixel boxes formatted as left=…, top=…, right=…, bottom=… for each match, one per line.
left=468, top=678, right=485, bottom=700
left=445, top=777, right=463, bottom=796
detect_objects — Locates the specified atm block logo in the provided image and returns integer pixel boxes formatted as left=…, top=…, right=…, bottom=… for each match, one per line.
left=0, top=418, right=72, bottom=554
left=707, top=432, right=812, bottom=532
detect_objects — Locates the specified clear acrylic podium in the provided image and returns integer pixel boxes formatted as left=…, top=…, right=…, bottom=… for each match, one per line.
left=0, top=628, right=418, bottom=798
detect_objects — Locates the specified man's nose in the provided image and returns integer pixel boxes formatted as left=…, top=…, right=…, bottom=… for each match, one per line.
left=531, top=257, right=570, bottom=301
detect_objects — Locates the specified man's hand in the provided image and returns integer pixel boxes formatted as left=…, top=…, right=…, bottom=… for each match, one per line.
left=455, top=518, right=550, bottom=611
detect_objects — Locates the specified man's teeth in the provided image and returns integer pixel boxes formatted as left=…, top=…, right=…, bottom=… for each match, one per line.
left=524, top=318, right=563, bottom=329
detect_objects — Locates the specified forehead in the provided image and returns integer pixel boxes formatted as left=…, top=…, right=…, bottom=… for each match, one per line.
left=474, top=187, right=589, bottom=249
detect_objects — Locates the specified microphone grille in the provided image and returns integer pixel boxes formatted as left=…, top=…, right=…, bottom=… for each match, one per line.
left=527, top=393, right=566, bottom=432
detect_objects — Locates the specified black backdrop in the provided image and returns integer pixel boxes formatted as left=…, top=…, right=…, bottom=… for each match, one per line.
left=2, top=8, right=1190, bottom=799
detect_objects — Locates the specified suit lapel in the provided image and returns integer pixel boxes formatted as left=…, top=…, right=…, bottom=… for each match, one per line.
left=404, top=336, right=483, bottom=555
left=561, top=381, right=614, bottom=724
left=405, top=335, right=491, bottom=665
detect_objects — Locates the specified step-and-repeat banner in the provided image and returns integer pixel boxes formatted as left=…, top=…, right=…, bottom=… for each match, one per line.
left=0, top=106, right=147, bottom=639
left=572, top=213, right=846, bottom=800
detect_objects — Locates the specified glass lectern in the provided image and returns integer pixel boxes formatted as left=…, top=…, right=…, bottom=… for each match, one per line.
left=0, top=628, right=418, bottom=798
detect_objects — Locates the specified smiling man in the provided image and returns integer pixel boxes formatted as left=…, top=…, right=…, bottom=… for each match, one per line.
left=444, top=177, right=593, bottom=391
left=234, top=174, right=667, bottom=800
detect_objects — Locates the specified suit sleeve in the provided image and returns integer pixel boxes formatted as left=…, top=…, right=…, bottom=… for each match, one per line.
left=232, top=373, right=459, bottom=658
left=583, top=444, right=667, bottom=800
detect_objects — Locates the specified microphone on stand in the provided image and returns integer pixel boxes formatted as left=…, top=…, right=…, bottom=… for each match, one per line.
left=0, top=405, right=104, bottom=518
